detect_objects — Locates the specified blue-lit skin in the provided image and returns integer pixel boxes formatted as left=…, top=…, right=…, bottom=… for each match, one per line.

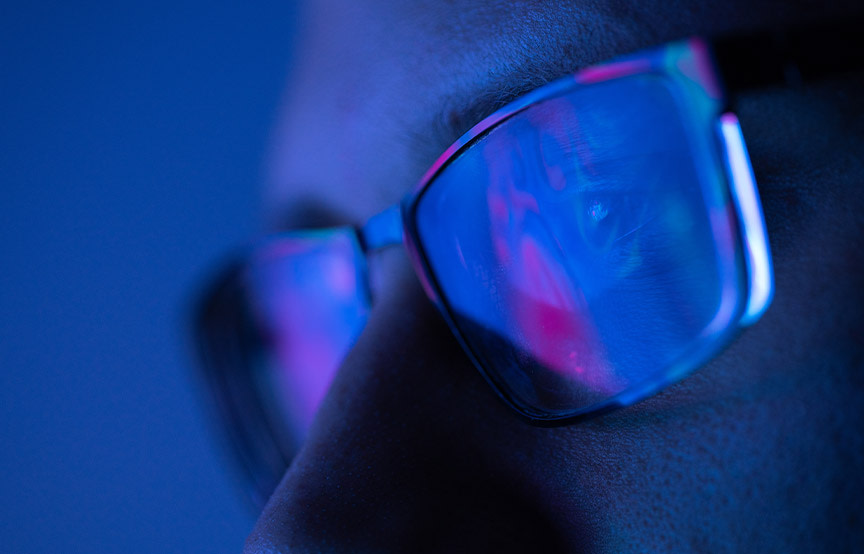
left=247, top=0, right=864, bottom=552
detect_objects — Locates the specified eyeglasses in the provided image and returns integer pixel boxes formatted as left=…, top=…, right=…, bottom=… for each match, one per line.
left=192, top=21, right=863, bottom=508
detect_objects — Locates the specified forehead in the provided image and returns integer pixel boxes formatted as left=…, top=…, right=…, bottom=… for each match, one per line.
left=263, top=0, right=791, bottom=228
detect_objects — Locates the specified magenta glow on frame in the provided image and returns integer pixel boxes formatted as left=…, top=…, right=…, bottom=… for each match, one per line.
left=575, top=58, right=651, bottom=85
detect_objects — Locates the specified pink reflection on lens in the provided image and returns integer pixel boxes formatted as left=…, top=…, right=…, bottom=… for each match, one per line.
left=325, top=253, right=358, bottom=298
left=481, top=115, right=625, bottom=395
left=507, top=234, right=624, bottom=394
left=245, top=231, right=369, bottom=444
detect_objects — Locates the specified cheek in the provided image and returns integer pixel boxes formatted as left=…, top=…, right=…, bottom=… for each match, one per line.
left=735, top=82, right=864, bottom=270
left=534, top=359, right=856, bottom=549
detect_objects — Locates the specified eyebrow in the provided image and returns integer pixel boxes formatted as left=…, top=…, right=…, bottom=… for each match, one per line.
left=423, top=14, right=604, bottom=152
left=429, top=61, right=581, bottom=150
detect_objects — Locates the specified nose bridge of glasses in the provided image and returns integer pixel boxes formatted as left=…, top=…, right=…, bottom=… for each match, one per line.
left=358, top=203, right=404, bottom=252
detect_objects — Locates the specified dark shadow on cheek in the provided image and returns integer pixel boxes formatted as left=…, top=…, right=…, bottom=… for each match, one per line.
left=265, top=420, right=595, bottom=553
left=361, top=450, right=582, bottom=553
left=253, top=420, right=593, bottom=552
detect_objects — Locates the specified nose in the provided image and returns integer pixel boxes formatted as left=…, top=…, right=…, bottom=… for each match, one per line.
left=243, top=248, right=575, bottom=553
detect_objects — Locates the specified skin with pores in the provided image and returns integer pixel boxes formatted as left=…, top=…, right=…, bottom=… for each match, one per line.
left=246, top=0, right=864, bottom=551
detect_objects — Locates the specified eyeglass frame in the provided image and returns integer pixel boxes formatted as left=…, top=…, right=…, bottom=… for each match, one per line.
left=192, top=18, right=864, bottom=507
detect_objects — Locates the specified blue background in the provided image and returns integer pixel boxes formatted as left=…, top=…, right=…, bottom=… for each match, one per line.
left=0, top=3, right=296, bottom=552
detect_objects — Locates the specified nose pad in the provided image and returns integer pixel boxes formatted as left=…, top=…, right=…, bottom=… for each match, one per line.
left=244, top=248, right=573, bottom=553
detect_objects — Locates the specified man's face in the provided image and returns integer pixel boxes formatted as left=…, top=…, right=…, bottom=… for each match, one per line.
left=246, top=1, right=864, bottom=551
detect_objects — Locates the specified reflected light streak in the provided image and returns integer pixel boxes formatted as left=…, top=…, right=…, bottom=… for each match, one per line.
left=720, top=113, right=774, bottom=325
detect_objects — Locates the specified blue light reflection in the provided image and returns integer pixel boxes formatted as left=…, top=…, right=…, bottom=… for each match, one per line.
left=417, top=74, right=732, bottom=415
